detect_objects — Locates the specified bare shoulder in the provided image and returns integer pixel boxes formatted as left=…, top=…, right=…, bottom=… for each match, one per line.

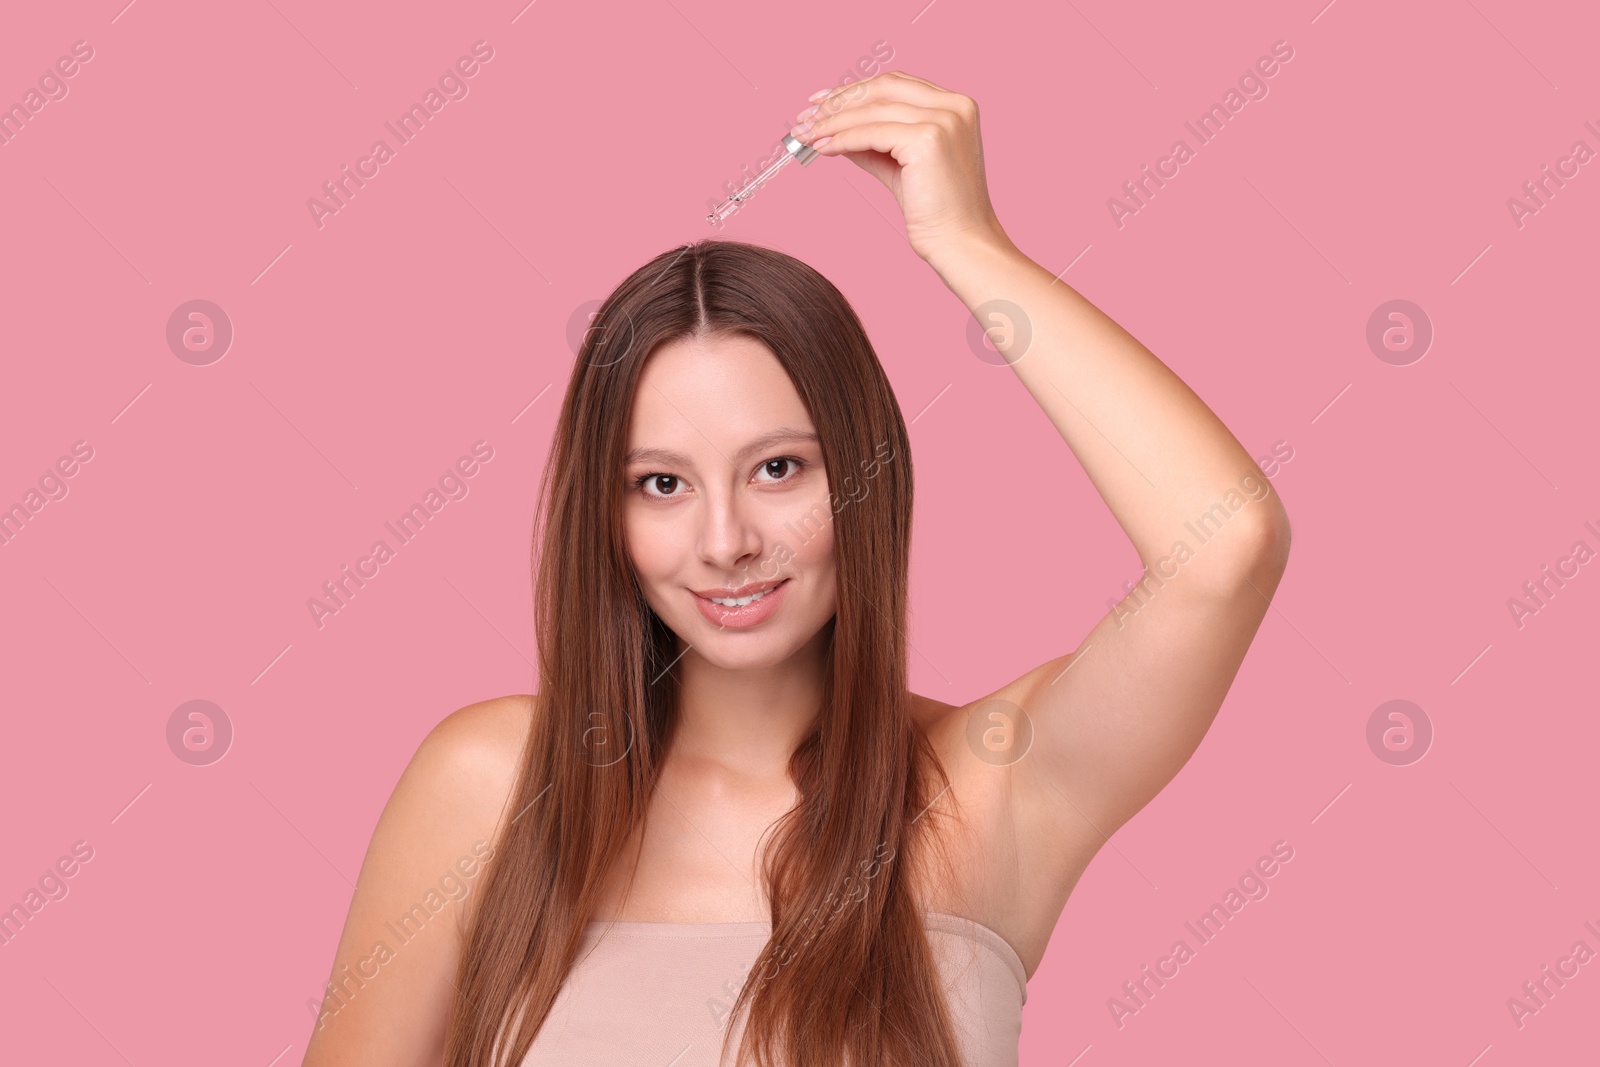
left=301, top=694, right=534, bottom=1066
left=409, top=693, right=536, bottom=872
left=423, top=692, right=536, bottom=796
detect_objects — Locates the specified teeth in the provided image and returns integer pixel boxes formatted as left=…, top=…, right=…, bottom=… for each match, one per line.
left=710, top=585, right=776, bottom=607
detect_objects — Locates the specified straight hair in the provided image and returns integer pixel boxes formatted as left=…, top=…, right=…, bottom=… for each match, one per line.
left=445, top=239, right=970, bottom=1067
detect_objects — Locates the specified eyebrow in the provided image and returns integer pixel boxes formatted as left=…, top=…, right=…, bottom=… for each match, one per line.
left=623, top=428, right=820, bottom=468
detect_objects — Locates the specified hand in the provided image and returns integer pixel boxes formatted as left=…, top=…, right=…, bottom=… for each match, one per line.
left=793, top=71, right=1011, bottom=267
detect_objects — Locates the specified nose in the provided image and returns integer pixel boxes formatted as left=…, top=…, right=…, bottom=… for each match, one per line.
left=696, top=484, right=766, bottom=575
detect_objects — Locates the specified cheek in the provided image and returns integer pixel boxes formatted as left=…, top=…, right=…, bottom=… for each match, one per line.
left=783, top=494, right=836, bottom=572
left=626, top=535, right=681, bottom=623
left=800, top=529, right=838, bottom=617
left=797, top=517, right=834, bottom=565
left=623, top=509, right=676, bottom=584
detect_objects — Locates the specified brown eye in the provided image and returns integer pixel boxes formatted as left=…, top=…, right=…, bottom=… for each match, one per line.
left=756, top=457, right=805, bottom=483
left=633, top=473, right=682, bottom=498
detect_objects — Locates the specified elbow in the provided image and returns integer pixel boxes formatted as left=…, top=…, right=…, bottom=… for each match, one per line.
left=1189, top=507, right=1291, bottom=600
left=1225, top=508, right=1292, bottom=595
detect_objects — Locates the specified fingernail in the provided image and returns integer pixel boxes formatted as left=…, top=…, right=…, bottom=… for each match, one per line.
left=811, top=136, right=832, bottom=150
left=795, top=103, right=818, bottom=122
left=807, top=87, right=833, bottom=101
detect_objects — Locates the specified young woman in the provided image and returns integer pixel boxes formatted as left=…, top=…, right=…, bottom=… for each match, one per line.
left=302, top=71, right=1291, bottom=1067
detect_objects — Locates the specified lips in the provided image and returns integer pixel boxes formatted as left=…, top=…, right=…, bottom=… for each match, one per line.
left=691, top=578, right=787, bottom=600
left=690, top=578, right=791, bottom=629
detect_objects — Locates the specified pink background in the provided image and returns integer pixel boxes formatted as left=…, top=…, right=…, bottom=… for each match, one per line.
left=2, top=0, right=1596, bottom=1063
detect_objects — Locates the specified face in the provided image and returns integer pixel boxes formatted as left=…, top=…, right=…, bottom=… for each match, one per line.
left=622, top=333, right=838, bottom=669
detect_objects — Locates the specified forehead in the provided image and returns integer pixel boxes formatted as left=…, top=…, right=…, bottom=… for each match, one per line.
left=625, top=334, right=815, bottom=459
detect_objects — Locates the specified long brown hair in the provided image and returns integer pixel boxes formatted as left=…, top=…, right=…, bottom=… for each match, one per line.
left=445, top=238, right=970, bottom=1067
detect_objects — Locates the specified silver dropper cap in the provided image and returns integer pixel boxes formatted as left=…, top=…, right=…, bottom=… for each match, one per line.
left=782, top=132, right=820, bottom=165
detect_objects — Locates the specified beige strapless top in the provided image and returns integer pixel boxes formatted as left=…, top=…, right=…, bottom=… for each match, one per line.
left=513, top=911, right=1028, bottom=1065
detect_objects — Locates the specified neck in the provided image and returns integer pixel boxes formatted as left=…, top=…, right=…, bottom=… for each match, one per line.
left=665, top=625, right=830, bottom=779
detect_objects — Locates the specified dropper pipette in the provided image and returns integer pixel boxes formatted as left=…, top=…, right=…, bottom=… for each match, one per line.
left=706, top=132, right=820, bottom=225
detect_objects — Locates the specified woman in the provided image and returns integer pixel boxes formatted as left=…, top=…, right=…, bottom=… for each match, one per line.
left=302, top=71, right=1291, bottom=1067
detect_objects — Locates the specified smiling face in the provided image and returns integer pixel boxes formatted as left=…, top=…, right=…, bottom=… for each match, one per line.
left=622, top=332, right=838, bottom=669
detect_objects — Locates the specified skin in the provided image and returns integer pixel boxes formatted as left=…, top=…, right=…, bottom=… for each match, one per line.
left=302, top=71, right=1291, bottom=1066
left=621, top=331, right=838, bottom=785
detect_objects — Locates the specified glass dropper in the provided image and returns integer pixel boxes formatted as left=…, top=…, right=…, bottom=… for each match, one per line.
left=707, top=132, right=820, bottom=225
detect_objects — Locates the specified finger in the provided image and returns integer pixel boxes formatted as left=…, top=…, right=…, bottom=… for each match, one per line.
left=881, top=69, right=955, bottom=94
left=811, top=70, right=954, bottom=117
left=795, top=100, right=954, bottom=145
left=804, top=119, right=948, bottom=160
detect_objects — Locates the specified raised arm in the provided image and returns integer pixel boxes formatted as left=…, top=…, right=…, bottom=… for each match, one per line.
left=926, top=227, right=1291, bottom=848
left=796, top=71, right=1291, bottom=873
